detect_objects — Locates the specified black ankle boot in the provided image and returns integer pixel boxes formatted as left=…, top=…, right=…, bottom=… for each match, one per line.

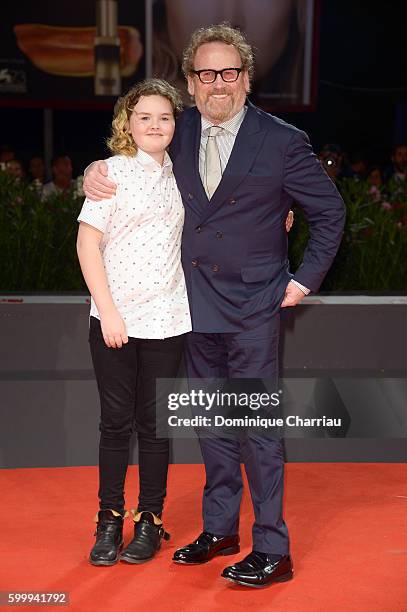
left=120, top=511, right=170, bottom=564
left=89, top=509, right=124, bottom=566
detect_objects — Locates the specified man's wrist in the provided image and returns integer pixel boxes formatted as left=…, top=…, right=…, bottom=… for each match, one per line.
left=290, top=279, right=310, bottom=295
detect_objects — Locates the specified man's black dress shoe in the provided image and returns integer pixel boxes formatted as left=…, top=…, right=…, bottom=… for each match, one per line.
left=173, top=531, right=240, bottom=564
left=89, top=509, right=124, bottom=566
left=221, top=551, right=293, bottom=588
left=120, top=511, right=170, bottom=564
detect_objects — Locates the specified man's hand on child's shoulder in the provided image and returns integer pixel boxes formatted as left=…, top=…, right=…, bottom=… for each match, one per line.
left=84, top=160, right=117, bottom=201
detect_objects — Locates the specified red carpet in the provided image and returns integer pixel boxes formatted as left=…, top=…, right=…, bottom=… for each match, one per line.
left=1, top=464, right=406, bottom=611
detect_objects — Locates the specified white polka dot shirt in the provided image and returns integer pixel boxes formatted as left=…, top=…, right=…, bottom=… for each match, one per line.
left=77, top=150, right=192, bottom=339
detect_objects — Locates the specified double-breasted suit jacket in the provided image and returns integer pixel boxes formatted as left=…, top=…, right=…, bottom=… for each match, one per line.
left=170, top=100, right=346, bottom=333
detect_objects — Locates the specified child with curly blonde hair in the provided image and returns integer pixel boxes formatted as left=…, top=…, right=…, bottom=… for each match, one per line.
left=77, top=79, right=191, bottom=566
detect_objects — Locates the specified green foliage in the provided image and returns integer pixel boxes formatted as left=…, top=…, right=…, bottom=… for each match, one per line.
left=0, top=172, right=86, bottom=291
left=289, top=177, right=407, bottom=291
left=1, top=170, right=406, bottom=292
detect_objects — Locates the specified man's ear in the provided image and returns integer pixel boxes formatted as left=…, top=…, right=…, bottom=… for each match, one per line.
left=243, top=71, right=250, bottom=94
left=187, top=75, right=195, bottom=97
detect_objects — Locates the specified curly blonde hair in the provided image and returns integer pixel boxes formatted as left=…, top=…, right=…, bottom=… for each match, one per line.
left=107, top=78, right=183, bottom=156
left=182, top=22, right=254, bottom=81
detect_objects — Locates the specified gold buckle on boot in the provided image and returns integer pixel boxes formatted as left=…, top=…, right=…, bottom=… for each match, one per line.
left=93, top=509, right=128, bottom=534
left=130, top=509, right=170, bottom=540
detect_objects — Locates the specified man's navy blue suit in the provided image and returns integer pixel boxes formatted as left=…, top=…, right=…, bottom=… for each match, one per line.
left=170, top=100, right=346, bottom=553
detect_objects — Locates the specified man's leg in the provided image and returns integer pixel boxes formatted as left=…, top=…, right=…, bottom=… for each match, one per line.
left=220, top=316, right=293, bottom=586
left=224, top=315, right=290, bottom=555
left=184, top=332, right=243, bottom=535
left=172, top=332, right=241, bottom=563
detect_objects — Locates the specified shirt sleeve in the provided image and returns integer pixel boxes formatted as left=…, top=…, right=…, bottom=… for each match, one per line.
left=290, top=279, right=310, bottom=295
left=77, top=159, right=117, bottom=234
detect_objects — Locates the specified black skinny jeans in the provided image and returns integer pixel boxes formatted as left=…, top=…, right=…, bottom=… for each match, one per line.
left=89, top=316, right=184, bottom=516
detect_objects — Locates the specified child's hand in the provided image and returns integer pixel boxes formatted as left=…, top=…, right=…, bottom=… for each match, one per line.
left=100, top=309, right=129, bottom=348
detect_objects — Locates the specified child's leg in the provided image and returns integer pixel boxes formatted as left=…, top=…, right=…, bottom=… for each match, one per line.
left=135, top=334, right=185, bottom=515
left=89, top=316, right=138, bottom=515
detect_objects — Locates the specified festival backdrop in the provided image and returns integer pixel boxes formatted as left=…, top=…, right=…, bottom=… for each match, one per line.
left=0, top=0, right=318, bottom=111
left=0, top=1, right=146, bottom=107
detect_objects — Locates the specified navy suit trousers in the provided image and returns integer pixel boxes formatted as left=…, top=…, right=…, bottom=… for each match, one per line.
left=184, top=315, right=289, bottom=555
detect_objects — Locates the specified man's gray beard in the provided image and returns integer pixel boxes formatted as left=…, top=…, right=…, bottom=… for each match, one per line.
left=205, top=97, right=233, bottom=123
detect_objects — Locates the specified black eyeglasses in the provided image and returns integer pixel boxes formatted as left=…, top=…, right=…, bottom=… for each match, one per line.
left=191, top=68, right=243, bottom=84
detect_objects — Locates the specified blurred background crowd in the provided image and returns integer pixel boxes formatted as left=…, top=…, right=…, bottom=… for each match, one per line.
left=0, top=146, right=82, bottom=199
left=1, top=141, right=406, bottom=197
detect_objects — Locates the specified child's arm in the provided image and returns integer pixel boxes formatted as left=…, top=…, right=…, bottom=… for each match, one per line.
left=77, top=222, right=128, bottom=349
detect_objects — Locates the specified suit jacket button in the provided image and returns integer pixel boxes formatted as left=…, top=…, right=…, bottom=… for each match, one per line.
left=188, top=193, right=194, bottom=200
left=192, top=259, right=199, bottom=267
left=229, top=198, right=236, bottom=205
left=196, top=226, right=202, bottom=233
left=212, top=264, right=220, bottom=272
left=216, top=231, right=223, bottom=239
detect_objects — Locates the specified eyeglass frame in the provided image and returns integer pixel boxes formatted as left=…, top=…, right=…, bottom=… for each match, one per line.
left=191, top=67, right=243, bottom=84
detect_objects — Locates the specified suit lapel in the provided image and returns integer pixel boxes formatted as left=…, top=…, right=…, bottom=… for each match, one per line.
left=175, top=102, right=266, bottom=222
left=175, top=108, right=208, bottom=216
left=197, top=102, right=266, bottom=225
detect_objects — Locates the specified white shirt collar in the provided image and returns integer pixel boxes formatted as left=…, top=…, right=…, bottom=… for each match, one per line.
left=134, top=148, right=172, bottom=171
left=201, top=105, right=247, bottom=136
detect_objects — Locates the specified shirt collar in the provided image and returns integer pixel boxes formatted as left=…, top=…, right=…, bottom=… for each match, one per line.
left=134, top=148, right=173, bottom=171
left=201, top=105, right=247, bottom=136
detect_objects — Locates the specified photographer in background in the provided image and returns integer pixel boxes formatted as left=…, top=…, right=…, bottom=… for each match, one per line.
left=385, top=144, right=407, bottom=183
left=29, top=155, right=46, bottom=185
left=349, top=150, right=368, bottom=179
left=5, top=158, right=26, bottom=182
left=42, top=154, right=74, bottom=199
left=318, top=143, right=348, bottom=183
left=0, top=144, right=16, bottom=165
